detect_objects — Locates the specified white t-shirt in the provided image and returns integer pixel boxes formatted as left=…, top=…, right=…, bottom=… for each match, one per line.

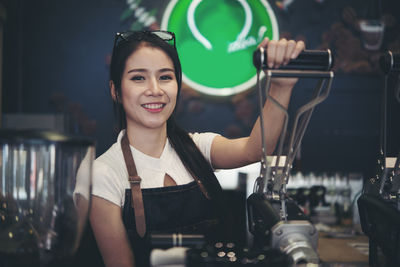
left=91, top=130, right=219, bottom=207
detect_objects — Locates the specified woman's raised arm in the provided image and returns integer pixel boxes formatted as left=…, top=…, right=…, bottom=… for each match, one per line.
left=211, top=38, right=305, bottom=170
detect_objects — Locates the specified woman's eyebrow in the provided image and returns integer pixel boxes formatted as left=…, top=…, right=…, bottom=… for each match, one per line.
left=159, top=68, right=175, bottom=72
left=127, top=68, right=147, bottom=73
left=127, top=68, right=174, bottom=73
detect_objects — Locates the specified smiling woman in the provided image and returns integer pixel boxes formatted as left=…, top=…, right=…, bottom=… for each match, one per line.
left=112, top=45, right=178, bottom=141
left=89, top=30, right=226, bottom=267
left=81, top=30, right=304, bottom=267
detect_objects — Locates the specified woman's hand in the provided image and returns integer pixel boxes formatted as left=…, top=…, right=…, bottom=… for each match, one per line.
left=257, top=38, right=305, bottom=88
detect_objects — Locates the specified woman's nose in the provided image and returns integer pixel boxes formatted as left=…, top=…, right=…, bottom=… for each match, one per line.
left=147, top=78, right=164, bottom=95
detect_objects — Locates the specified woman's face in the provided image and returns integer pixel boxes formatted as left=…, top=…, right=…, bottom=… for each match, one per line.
left=119, top=45, right=178, bottom=131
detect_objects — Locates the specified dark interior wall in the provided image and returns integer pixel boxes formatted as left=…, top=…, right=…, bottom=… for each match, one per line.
left=2, top=0, right=127, bottom=155
left=1, top=0, right=399, bottom=176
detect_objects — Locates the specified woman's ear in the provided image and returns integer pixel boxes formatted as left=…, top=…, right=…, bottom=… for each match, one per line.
left=109, top=81, right=119, bottom=103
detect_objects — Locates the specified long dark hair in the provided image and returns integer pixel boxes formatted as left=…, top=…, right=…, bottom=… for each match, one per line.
left=109, top=31, right=222, bottom=199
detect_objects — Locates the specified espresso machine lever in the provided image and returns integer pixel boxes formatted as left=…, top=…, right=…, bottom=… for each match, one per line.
left=248, top=48, right=334, bottom=266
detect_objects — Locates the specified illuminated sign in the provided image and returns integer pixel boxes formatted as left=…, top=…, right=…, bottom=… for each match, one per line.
left=161, top=0, right=279, bottom=96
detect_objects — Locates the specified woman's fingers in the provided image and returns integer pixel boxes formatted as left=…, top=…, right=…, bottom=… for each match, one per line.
left=291, top=40, right=305, bottom=59
left=267, top=40, right=277, bottom=68
left=257, top=37, right=270, bottom=49
left=274, top=38, right=288, bottom=68
left=284, top=40, right=297, bottom=65
left=260, top=38, right=306, bottom=68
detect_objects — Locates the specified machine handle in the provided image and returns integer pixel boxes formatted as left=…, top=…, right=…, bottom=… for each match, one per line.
left=150, top=234, right=205, bottom=248
left=253, top=49, right=333, bottom=71
left=380, top=51, right=400, bottom=73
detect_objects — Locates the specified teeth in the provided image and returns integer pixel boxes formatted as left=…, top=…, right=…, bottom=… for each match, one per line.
left=142, top=103, right=164, bottom=109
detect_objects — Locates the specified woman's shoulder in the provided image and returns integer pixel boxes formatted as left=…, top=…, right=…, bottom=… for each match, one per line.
left=96, top=141, right=122, bottom=162
left=91, top=139, right=127, bottom=207
left=95, top=131, right=125, bottom=167
left=188, top=132, right=220, bottom=162
left=189, top=132, right=220, bottom=143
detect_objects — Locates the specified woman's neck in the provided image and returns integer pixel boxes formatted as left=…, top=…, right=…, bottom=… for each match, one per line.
left=125, top=125, right=167, bottom=158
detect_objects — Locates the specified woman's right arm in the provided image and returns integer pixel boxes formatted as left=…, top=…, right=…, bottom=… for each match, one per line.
left=90, top=195, right=135, bottom=267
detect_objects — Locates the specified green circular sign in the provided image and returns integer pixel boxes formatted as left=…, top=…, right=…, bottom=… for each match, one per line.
left=161, top=0, right=279, bottom=96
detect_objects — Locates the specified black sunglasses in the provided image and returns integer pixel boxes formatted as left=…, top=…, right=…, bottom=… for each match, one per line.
left=112, top=30, right=176, bottom=52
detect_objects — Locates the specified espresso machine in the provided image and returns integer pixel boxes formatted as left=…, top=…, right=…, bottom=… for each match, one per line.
left=358, top=51, right=400, bottom=267
left=0, top=129, right=95, bottom=267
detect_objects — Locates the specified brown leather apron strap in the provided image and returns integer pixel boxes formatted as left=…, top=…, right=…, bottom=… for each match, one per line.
left=183, top=164, right=211, bottom=200
left=121, top=133, right=146, bottom=238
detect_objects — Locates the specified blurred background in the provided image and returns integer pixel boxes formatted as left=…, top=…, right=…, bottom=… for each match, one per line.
left=0, top=0, right=399, bottom=179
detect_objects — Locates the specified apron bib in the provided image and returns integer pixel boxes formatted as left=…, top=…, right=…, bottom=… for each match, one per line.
left=120, top=133, right=220, bottom=266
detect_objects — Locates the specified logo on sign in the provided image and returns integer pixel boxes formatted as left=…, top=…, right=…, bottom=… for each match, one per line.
left=161, top=0, right=279, bottom=96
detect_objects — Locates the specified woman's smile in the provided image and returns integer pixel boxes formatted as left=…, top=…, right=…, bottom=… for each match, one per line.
left=141, top=102, right=166, bottom=113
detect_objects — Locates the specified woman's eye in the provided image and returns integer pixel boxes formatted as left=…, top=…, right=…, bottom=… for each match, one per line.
left=160, top=75, right=173, bottom=80
left=131, top=75, right=144, bottom=81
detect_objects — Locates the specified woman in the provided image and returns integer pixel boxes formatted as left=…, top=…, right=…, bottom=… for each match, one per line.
left=90, top=30, right=304, bottom=267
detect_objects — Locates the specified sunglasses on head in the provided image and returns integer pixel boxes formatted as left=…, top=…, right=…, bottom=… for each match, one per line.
left=112, top=30, right=176, bottom=53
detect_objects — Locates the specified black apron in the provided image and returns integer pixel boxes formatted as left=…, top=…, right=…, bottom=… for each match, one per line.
left=122, top=181, right=219, bottom=266
left=120, top=133, right=222, bottom=266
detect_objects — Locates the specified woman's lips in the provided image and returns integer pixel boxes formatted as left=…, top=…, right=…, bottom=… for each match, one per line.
left=142, top=103, right=166, bottom=113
